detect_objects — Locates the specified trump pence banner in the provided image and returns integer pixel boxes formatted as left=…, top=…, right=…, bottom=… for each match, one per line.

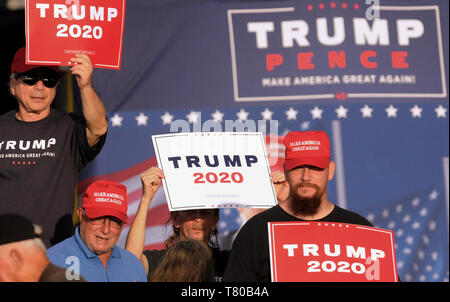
left=25, top=0, right=126, bottom=69
left=152, top=132, right=278, bottom=211
left=268, top=221, right=398, bottom=282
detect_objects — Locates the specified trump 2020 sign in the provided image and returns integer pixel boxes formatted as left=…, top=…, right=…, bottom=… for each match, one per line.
left=268, top=221, right=398, bottom=282
left=25, top=0, right=126, bottom=69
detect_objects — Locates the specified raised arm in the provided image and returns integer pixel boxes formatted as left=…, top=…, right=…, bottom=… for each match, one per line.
left=125, top=167, right=165, bottom=274
left=70, top=54, right=108, bottom=147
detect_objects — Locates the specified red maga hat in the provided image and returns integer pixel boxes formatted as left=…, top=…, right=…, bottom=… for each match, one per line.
left=81, top=180, right=128, bottom=224
left=283, top=131, right=331, bottom=170
left=10, top=47, right=61, bottom=75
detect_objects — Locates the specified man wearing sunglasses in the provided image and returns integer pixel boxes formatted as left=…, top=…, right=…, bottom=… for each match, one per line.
left=0, top=47, right=108, bottom=248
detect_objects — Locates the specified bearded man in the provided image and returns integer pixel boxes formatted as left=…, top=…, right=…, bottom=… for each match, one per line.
left=223, top=130, right=372, bottom=282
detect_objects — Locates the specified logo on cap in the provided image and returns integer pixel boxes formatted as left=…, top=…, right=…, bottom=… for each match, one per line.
left=81, top=180, right=128, bottom=223
left=283, top=131, right=331, bottom=170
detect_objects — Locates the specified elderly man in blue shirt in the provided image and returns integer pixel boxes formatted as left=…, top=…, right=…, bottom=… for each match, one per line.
left=47, top=180, right=147, bottom=282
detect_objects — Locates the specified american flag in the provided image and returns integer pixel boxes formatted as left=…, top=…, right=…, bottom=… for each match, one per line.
left=359, top=187, right=449, bottom=282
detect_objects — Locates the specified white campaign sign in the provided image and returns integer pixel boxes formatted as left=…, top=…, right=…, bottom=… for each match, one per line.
left=152, top=132, right=278, bottom=211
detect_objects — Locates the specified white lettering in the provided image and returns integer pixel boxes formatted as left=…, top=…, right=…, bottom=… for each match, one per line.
left=247, top=22, right=274, bottom=49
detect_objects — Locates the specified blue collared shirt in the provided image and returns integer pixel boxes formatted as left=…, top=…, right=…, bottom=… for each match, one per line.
left=47, top=227, right=147, bottom=282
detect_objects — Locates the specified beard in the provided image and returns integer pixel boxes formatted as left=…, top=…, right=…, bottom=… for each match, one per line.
left=290, top=182, right=323, bottom=217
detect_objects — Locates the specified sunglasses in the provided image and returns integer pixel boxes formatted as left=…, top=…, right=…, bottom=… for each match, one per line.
left=15, top=72, right=60, bottom=88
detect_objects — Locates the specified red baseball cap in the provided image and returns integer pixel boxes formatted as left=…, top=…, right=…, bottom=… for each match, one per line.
left=283, top=131, right=331, bottom=170
left=81, top=180, right=128, bottom=224
left=10, top=47, right=61, bottom=75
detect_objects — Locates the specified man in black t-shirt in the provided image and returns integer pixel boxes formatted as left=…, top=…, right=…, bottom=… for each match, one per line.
left=223, top=131, right=372, bottom=282
left=0, top=47, right=108, bottom=247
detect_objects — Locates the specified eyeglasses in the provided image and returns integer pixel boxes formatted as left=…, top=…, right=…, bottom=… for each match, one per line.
left=82, top=210, right=123, bottom=230
left=15, top=73, right=60, bottom=88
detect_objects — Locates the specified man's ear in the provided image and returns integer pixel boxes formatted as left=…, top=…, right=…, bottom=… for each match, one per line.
left=9, top=249, right=23, bottom=271
left=9, top=79, right=16, bottom=96
left=76, top=208, right=84, bottom=221
left=328, top=161, right=336, bottom=181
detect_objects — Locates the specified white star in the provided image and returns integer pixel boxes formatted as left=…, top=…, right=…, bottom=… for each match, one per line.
left=417, top=250, right=425, bottom=260
left=382, top=209, right=389, bottom=218
left=211, top=110, right=224, bottom=123
left=261, top=108, right=273, bottom=120
left=385, top=105, right=398, bottom=118
left=434, top=104, right=447, bottom=118
left=402, top=214, right=411, bottom=223
left=236, top=109, right=249, bottom=121
left=411, top=197, right=420, bottom=207
left=161, top=112, right=174, bottom=125
left=403, top=247, right=411, bottom=255
left=310, top=106, right=323, bottom=119
left=428, top=221, right=437, bottom=231
left=411, top=221, right=420, bottom=229
left=135, top=112, right=149, bottom=126
left=285, top=107, right=298, bottom=120
left=366, top=213, right=375, bottom=222
left=429, top=189, right=438, bottom=200
left=388, top=221, right=395, bottom=229
left=300, top=121, right=310, bottom=130
left=431, top=251, right=438, bottom=260
left=335, top=105, right=348, bottom=119
left=186, top=111, right=200, bottom=124
left=406, top=236, right=414, bottom=245
left=404, top=274, right=412, bottom=282
left=395, top=204, right=403, bottom=213
left=410, top=104, right=423, bottom=118
left=419, top=208, right=428, bottom=216
left=422, top=235, right=430, bottom=245
left=110, top=113, right=123, bottom=127
left=360, top=105, right=373, bottom=118
left=419, top=275, right=426, bottom=281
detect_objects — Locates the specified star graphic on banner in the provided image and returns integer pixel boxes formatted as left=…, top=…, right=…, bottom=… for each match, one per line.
left=161, top=112, right=174, bottom=125
left=434, top=105, right=447, bottom=118
left=410, top=105, right=423, bottom=118
left=385, top=105, right=398, bottom=118
left=261, top=108, right=273, bottom=120
left=186, top=111, right=200, bottom=124
left=310, top=106, right=323, bottom=119
left=335, top=105, right=348, bottom=119
left=135, top=112, right=149, bottom=126
left=211, top=110, right=224, bottom=122
left=429, top=190, right=438, bottom=200
left=236, top=109, right=249, bottom=121
left=300, top=121, right=310, bottom=130
left=110, top=113, right=123, bottom=127
left=285, top=107, right=298, bottom=120
left=360, top=105, right=373, bottom=118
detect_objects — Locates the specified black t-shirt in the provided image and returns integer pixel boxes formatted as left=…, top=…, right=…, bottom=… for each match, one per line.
left=222, top=204, right=373, bottom=282
left=144, top=247, right=230, bottom=281
left=0, top=109, right=106, bottom=247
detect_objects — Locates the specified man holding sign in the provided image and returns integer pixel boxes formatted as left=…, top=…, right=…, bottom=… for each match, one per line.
left=0, top=47, right=108, bottom=247
left=223, top=131, right=373, bottom=282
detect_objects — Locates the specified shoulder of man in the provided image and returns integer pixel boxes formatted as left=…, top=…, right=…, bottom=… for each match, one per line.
left=331, top=205, right=373, bottom=227
left=46, top=235, right=78, bottom=265
left=39, top=263, right=86, bottom=282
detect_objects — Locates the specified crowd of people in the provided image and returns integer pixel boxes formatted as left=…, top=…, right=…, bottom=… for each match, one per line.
left=0, top=47, right=372, bottom=282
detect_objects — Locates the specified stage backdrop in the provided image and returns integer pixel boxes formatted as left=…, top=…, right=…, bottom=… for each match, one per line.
left=76, top=0, right=449, bottom=282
